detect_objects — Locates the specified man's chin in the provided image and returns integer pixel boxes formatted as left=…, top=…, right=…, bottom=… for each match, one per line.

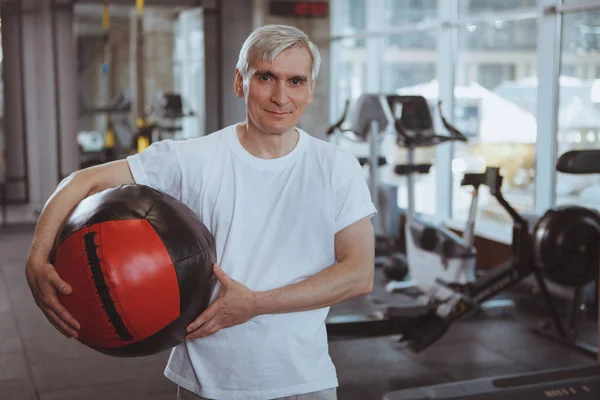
left=262, top=121, right=296, bottom=135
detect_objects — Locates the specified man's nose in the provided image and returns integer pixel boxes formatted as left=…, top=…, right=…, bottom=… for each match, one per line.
left=270, top=81, right=289, bottom=107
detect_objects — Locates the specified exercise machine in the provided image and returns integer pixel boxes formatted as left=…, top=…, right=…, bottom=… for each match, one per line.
left=327, top=94, right=491, bottom=341
left=327, top=95, right=479, bottom=289
left=329, top=153, right=600, bottom=352
left=382, top=149, right=600, bottom=399
left=422, top=151, right=600, bottom=356
left=335, top=94, right=480, bottom=296
left=327, top=97, right=600, bottom=358
left=327, top=98, right=407, bottom=278
left=383, top=364, right=600, bottom=399
left=380, top=95, right=479, bottom=303
left=133, top=92, right=195, bottom=152
left=532, top=149, right=600, bottom=358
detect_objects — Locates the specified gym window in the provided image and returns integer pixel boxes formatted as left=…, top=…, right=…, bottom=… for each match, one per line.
left=330, top=0, right=600, bottom=244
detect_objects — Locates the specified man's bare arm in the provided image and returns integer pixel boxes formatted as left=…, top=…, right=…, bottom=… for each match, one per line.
left=185, top=216, right=375, bottom=339
left=254, top=216, right=375, bottom=315
left=25, top=160, right=135, bottom=338
left=28, top=160, right=134, bottom=263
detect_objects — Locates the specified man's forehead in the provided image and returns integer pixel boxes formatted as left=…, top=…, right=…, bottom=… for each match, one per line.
left=249, top=47, right=312, bottom=75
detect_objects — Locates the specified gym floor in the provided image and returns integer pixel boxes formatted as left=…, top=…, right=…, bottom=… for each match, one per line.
left=1, top=225, right=597, bottom=400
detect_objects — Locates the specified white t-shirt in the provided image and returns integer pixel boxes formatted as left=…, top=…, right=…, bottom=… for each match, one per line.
left=126, top=124, right=376, bottom=400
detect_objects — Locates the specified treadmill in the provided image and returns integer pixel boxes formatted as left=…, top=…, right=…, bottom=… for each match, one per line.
left=383, top=364, right=600, bottom=399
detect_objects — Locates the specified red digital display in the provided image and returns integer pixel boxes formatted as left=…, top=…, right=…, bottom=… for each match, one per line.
left=269, top=1, right=329, bottom=18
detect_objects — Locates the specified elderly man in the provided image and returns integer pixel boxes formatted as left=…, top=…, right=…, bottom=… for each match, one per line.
left=25, top=25, right=376, bottom=400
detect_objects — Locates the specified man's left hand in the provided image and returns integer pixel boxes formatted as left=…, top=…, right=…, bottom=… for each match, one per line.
left=185, top=264, right=259, bottom=340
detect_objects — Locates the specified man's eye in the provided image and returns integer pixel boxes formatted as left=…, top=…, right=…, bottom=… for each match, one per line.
left=261, top=75, right=271, bottom=81
left=291, top=79, right=303, bottom=85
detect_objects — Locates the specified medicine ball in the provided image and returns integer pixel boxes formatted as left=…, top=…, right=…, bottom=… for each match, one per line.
left=50, top=184, right=217, bottom=357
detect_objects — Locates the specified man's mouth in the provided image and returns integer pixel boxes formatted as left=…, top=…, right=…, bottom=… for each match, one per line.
left=266, top=110, right=291, bottom=115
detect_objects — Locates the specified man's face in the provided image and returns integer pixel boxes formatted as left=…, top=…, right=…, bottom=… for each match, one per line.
left=235, top=46, right=315, bottom=135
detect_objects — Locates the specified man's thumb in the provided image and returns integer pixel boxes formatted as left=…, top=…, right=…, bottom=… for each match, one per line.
left=60, top=284, right=73, bottom=295
left=213, top=264, right=227, bottom=281
left=49, top=270, right=72, bottom=295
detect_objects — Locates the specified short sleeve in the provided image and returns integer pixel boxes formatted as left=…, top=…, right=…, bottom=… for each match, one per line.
left=334, top=153, right=378, bottom=234
left=126, top=140, right=183, bottom=201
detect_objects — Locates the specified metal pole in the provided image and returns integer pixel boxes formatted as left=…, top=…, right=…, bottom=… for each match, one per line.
left=369, top=120, right=380, bottom=232
left=50, top=0, right=63, bottom=182
left=406, top=147, right=415, bottom=224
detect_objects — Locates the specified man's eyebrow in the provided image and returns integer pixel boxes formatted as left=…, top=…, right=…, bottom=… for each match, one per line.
left=289, top=75, right=308, bottom=82
left=253, top=70, right=309, bottom=82
left=253, top=70, right=277, bottom=78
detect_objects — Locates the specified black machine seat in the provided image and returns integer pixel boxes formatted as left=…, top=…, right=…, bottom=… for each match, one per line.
left=395, top=164, right=432, bottom=175
left=386, top=95, right=468, bottom=148
left=557, top=150, right=600, bottom=174
left=383, top=365, right=600, bottom=400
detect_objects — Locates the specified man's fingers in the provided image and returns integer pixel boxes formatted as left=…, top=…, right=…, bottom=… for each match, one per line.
left=44, top=308, right=79, bottom=338
left=200, top=318, right=222, bottom=336
left=44, top=295, right=80, bottom=331
left=186, top=317, right=221, bottom=341
left=41, top=269, right=80, bottom=330
left=27, top=263, right=80, bottom=337
left=47, top=269, right=72, bottom=295
left=186, top=301, right=220, bottom=332
left=44, top=314, right=71, bottom=339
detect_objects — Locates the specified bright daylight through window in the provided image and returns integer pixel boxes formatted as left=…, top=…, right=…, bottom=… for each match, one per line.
left=332, top=0, right=600, bottom=242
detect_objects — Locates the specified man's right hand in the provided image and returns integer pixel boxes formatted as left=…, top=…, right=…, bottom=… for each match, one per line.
left=25, top=261, right=80, bottom=338
left=23, top=160, right=135, bottom=339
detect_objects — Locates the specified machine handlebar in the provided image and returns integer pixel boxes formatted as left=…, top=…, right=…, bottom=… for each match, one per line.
left=326, top=100, right=351, bottom=137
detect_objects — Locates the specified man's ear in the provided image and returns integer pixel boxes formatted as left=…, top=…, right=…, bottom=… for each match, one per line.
left=234, top=69, right=244, bottom=98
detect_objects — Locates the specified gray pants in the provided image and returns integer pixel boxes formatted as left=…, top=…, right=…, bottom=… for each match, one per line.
left=177, top=386, right=337, bottom=400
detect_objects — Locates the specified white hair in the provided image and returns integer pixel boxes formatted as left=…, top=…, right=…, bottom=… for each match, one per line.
left=236, top=25, right=321, bottom=84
